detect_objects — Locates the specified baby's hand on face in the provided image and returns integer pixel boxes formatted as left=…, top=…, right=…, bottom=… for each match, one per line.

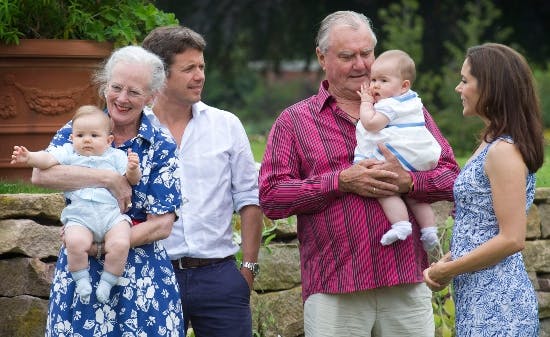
left=357, top=83, right=374, bottom=104
left=10, top=146, right=29, bottom=164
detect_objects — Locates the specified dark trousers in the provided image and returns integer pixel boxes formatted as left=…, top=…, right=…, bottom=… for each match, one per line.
left=174, top=259, right=252, bottom=337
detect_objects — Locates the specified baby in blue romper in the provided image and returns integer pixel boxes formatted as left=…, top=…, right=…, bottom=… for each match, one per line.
left=11, top=105, right=141, bottom=303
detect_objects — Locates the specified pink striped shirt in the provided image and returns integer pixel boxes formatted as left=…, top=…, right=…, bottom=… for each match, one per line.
left=259, top=80, right=459, bottom=302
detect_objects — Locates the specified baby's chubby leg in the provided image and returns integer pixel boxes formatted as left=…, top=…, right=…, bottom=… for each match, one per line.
left=405, top=197, right=440, bottom=251
left=96, top=220, right=131, bottom=303
left=64, top=223, right=94, bottom=302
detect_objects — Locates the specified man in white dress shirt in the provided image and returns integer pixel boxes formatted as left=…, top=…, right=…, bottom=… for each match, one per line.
left=142, top=26, right=263, bottom=337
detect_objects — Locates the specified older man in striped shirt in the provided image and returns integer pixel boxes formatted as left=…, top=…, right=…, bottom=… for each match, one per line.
left=259, top=10, right=459, bottom=337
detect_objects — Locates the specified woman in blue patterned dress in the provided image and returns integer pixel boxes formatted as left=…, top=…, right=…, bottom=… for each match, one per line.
left=423, top=43, right=543, bottom=336
left=34, top=46, right=184, bottom=336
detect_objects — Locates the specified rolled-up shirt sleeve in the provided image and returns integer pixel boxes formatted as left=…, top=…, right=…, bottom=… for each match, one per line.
left=231, top=118, right=260, bottom=212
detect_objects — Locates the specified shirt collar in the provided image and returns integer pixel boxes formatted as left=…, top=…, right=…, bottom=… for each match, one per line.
left=104, top=108, right=154, bottom=146
left=313, top=80, right=336, bottom=112
left=135, top=111, right=156, bottom=145
left=191, top=101, right=209, bottom=117
left=144, top=102, right=208, bottom=134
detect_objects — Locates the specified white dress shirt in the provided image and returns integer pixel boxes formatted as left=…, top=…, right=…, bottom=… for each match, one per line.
left=145, top=102, right=259, bottom=259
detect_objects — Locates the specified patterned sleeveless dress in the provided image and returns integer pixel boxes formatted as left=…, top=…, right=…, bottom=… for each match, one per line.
left=451, top=137, right=539, bottom=336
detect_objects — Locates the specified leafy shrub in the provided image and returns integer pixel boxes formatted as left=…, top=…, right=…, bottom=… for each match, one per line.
left=0, top=0, right=178, bottom=46
left=533, top=64, right=550, bottom=127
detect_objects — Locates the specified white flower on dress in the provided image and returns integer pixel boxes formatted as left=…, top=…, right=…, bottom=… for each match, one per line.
left=95, top=305, right=116, bottom=335
left=165, top=310, right=182, bottom=337
left=136, top=274, right=156, bottom=311
left=53, top=269, right=70, bottom=294
left=53, top=320, right=72, bottom=336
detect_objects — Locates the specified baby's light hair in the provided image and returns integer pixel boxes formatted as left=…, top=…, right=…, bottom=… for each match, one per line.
left=72, top=105, right=113, bottom=134
left=377, top=50, right=416, bottom=84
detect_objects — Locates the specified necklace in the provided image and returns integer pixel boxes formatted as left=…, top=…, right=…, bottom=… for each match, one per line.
left=345, top=112, right=359, bottom=123
left=334, top=100, right=359, bottom=123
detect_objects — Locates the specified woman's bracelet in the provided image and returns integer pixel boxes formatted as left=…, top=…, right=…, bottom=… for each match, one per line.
left=96, top=242, right=103, bottom=260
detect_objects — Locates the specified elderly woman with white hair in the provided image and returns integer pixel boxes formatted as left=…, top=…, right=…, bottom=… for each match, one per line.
left=35, top=45, right=184, bottom=336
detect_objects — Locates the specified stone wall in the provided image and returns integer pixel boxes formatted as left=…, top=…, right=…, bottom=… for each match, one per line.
left=1, top=190, right=549, bottom=337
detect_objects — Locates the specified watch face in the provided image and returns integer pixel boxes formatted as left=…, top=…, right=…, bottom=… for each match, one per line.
left=243, top=262, right=259, bottom=276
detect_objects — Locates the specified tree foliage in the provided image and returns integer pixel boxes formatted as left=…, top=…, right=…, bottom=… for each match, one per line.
left=432, top=0, right=512, bottom=154
left=378, top=0, right=424, bottom=63
left=155, top=0, right=550, bottom=152
left=0, top=0, right=178, bottom=46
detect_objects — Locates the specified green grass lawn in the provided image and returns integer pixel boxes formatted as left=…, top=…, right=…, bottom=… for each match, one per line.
left=0, top=179, right=57, bottom=194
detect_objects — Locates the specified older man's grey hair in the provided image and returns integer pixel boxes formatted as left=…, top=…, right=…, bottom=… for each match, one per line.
left=316, top=11, right=377, bottom=54
left=95, top=45, right=166, bottom=97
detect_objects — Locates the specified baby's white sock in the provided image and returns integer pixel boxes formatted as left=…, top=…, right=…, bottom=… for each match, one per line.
left=380, top=221, right=413, bottom=245
left=96, top=271, right=119, bottom=304
left=420, top=226, right=439, bottom=251
left=72, top=269, right=92, bottom=303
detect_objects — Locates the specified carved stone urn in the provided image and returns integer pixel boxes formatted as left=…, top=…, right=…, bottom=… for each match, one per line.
left=0, top=39, right=113, bottom=181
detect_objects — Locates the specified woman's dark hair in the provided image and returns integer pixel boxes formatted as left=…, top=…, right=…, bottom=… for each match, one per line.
left=466, top=43, right=544, bottom=172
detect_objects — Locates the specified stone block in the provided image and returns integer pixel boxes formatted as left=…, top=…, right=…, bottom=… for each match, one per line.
left=526, top=204, right=542, bottom=239
left=540, top=291, right=550, bottom=319
left=539, top=203, right=550, bottom=239
left=528, top=271, right=539, bottom=291
left=535, top=188, right=550, bottom=202
left=0, top=295, right=48, bottom=337
left=0, top=257, right=54, bottom=297
left=541, top=318, right=550, bottom=337
left=0, top=219, right=61, bottom=258
left=0, top=193, right=64, bottom=222
left=523, top=240, right=550, bottom=273
left=252, top=286, right=303, bottom=337
left=255, top=243, right=301, bottom=292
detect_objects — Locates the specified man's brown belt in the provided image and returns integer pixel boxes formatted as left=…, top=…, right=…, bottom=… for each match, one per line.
left=171, top=255, right=235, bottom=269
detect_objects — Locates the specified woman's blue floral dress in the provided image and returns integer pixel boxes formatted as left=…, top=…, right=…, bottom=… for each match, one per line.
left=451, top=137, right=539, bottom=336
left=45, top=113, right=184, bottom=336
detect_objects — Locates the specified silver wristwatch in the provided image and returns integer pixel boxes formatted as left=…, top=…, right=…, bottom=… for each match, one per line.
left=240, top=261, right=260, bottom=277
